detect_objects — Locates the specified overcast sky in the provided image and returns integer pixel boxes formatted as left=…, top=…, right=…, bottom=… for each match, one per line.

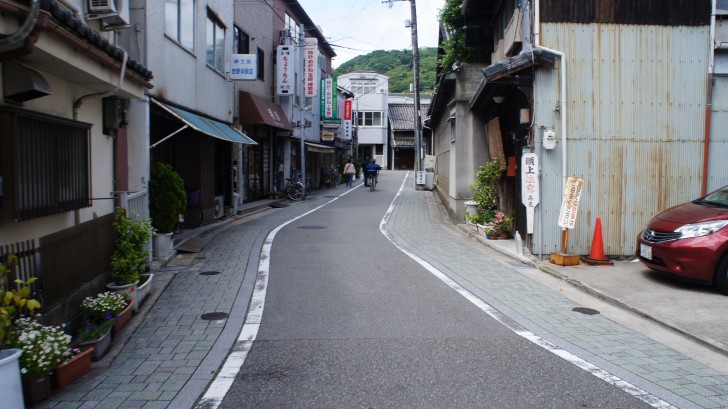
left=299, top=0, right=446, bottom=68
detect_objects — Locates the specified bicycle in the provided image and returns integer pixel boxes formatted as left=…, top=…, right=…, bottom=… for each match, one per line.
left=367, top=171, right=378, bottom=191
left=283, top=178, right=305, bottom=201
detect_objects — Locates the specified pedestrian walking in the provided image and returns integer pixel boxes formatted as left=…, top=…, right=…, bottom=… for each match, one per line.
left=343, top=159, right=355, bottom=187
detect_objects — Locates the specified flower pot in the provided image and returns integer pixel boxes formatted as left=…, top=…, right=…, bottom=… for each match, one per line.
left=487, top=234, right=498, bottom=240
left=107, top=281, right=139, bottom=312
left=0, top=348, right=25, bottom=409
left=498, top=232, right=509, bottom=240
left=23, top=374, right=51, bottom=405
left=51, top=347, right=93, bottom=390
left=137, top=273, right=154, bottom=307
left=152, top=232, right=174, bottom=260
left=113, top=300, right=134, bottom=336
left=78, top=327, right=112, bottom=361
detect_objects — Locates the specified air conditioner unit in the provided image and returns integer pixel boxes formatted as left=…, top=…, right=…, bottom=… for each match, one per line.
left=214, top=196, right=225, bottom=219
left=88, top=0, right=116, bottom=14
left=86, top=0, right=130, bottom=29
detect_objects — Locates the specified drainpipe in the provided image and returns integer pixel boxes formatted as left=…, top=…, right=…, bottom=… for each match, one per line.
left=73, top=50, right=128, bottom=120
left=703, top=0, right=716, bottom=195
left=532, top=1, right=569, bottom=249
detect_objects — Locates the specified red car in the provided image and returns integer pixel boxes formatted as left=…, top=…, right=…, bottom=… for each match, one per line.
left=636, top=185, right=728, bottom=295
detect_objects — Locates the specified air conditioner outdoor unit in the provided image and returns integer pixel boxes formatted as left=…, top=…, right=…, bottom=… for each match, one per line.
left=86, top=0, right=130, bottom=29
left=88, top=0, right=116, bottom=14
left=214, top=196, right=225, bottom=219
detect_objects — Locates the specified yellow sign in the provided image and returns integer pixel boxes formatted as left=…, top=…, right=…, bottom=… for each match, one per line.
left=321, top=132, right=334, bottom=141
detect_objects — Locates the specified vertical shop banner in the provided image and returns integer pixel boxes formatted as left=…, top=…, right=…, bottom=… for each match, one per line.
left=331, top=78, right=337, bottom=118
left=343, top=99, right=353, bottom=139
left=277, top=46, right=292, bottom=95
left=303, top=38, right=318, bottom=97
left=321, top=78, right=336, bottom=118
left=521, top=153, right=540, bottom=234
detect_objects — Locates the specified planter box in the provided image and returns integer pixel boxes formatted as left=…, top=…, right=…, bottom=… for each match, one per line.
left=137, top=273, right=154, bottom=307
left=107, top=281, right=139, bottom=313
left=113, top=300, right=133, bottom=335
left=51, top=347, right=93, bottom=390
left=78, top=328, right=112, bottom=361
left=23, top=374, right=51, bottom=405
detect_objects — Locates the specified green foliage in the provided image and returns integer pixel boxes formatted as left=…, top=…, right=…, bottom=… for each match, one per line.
left=469, top=160, right=503, bottom=210
left=149, top=162, right=187, bottom=233
left=438, top=0, right=476, bottom=71
left=76, top=319, right=114, bottom=344
left=0, top=254, right=41, bottom=350
left=333, top=48, right=438, bottom=93
left=111, top=208, right=153, bottom=285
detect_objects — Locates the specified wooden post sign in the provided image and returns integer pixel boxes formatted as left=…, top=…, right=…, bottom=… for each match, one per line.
left=550, top=176, right=584, bottom=266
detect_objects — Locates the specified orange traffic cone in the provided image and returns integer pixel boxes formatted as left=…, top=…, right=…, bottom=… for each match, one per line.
left=581, top=217, right=613, bottom=266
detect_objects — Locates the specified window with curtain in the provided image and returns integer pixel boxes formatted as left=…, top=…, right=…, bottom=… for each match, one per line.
left=206, top=9, right=226, bottom=72
left=165, top=0, right=195, bottom=51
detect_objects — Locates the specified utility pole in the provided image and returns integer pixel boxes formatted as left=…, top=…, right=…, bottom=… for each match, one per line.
left=386, top=0, right=423, bottom=180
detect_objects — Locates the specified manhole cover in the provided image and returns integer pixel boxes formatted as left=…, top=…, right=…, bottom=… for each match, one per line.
left=297, top=225, right=325, bottom=229
left=201, top=312, right=229, bottom=321
left=198, top=271, right=221, bottom=276
left=572, top=307, right=600, bottom=315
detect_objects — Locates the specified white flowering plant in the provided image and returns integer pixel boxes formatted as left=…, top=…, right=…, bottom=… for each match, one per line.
left=10, top=317, right=71, bottom=378
left=81, top=291, right=128, bottom=323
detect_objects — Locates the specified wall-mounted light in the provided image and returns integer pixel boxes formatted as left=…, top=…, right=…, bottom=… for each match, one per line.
left=493, top=96, right=506, bottom=104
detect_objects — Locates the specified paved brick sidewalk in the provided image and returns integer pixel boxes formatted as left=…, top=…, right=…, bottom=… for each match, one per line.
left=39, top=195, right=329, bottom=409
left=386, top=183, right=728, bottom=409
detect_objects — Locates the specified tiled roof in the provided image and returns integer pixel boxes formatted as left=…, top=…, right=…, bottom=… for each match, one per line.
left=388, top=103, right=430, bottom=130
left=45, top=1, right=153, bottom=81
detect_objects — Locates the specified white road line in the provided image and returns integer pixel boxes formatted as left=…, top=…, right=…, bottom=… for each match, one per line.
left=195, top=187, right=360, bottom=409
left=379, top=173, right=675, bottom=409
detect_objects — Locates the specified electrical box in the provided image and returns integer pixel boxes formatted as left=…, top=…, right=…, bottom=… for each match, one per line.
left=543, top=128, right=556, bottom=150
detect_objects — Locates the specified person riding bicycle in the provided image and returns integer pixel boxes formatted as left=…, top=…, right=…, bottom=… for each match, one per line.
left=365, top=159, right=381, bottom=186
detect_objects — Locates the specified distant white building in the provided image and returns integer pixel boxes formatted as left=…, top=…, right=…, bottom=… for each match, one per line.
left=337, top=72, right=389, bottom=166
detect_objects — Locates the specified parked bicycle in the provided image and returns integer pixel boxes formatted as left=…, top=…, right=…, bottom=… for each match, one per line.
left=283, top=178, right=305, bottom=201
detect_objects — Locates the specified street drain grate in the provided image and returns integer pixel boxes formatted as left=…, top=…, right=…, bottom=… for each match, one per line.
left=297, top=225, right=325, bottom=229
left=572, top=307, right=600, bottom=315
left=198, top=271, right=221, bottom=276
left=201, top=312, right=229, bottom=321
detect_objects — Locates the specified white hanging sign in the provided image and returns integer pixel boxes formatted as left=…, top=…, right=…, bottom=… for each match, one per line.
left=230, top=54, right=257, bottom=80
left=277, top=45, right=293, bottom=95
left=521, top=153, right=540, bottom=234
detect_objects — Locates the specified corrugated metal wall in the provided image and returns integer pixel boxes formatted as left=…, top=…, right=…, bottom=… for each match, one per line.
left=709, top=77, right=728, bottom=192
left=533, top=23, right=713, bottom=257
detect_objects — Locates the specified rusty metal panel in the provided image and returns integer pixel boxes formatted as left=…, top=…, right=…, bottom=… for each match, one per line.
left=532, top=23, right=711, bottom=257
left=708, top=78, right=728, bottom=191
left=540, top=0, right=711, bottom=26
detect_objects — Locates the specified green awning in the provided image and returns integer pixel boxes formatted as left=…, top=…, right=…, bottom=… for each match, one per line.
left=152, top=99, right=256, bottom=145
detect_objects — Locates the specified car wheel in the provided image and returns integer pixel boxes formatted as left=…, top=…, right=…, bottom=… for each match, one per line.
left=716, top=255, right=728, bottom=295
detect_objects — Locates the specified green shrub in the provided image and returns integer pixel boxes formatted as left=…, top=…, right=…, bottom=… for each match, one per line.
left=149, top=162, right=186, bottom=233
left=110, top=209, right=153, bottom=285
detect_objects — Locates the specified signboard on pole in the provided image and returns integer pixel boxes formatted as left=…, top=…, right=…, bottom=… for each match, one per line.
left=558, top=176, right=584, bottom=229
left=303, top=38, right=318, bottom=97
left=521, top=153, right=540, bottom=234
left=230, top=54, right=256, bottom=80
left=277, top=45, right=292, bottom=95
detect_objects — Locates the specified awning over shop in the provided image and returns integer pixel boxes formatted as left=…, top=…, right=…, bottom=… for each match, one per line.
left=392, top=138, right=415, bottom=148
left=483, top=47, right=558, bottom=82
left=305, top=141, right=335, bottom=153
left=239, top=91, right=293, bottom=131
left=152, top=99, right=256, bottom=146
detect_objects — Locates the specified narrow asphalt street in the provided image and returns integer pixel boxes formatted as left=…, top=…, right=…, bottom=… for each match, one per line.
left=41, top=171, right=728, bottom=409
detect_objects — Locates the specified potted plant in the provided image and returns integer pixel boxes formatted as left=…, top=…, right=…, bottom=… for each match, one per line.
left=0, top=254, right=41, bottom=409
left=493, top=210, right=514, bottom=239
left=108, top=208, right=154, bottom=312
left=76, top=292, right=126, bottom=361
left=9, top=317, right=71, bottom=404
left=469, top=159, right=503, bottom=212
left=149, top=162, right=187, bottom=260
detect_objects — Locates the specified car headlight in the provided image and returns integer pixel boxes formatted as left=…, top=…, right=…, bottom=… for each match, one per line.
left=675, top=220, right=728, bottom=238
